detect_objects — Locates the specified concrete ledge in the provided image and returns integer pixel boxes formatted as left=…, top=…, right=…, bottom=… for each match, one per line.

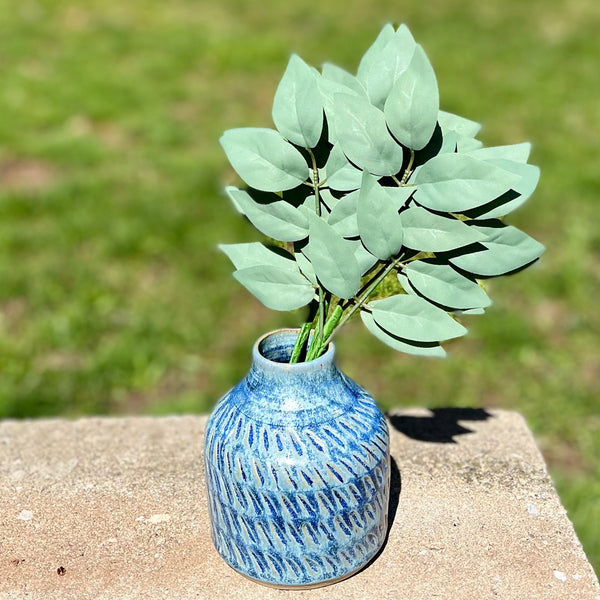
left=0, top=410, right=598, bottom=600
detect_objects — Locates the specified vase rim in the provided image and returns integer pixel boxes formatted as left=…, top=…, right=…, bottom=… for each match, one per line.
left=253, top=328, right=335, bottom=372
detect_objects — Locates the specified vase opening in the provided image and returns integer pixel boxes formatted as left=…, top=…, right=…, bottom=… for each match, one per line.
left=257, top=329, right=331, bottom=364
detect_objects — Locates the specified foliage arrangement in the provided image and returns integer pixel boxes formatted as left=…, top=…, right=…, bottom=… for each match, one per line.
left=219, top=23, right=544, bottom=363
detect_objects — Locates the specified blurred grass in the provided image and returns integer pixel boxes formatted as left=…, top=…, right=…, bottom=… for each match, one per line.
left=0, top=0, right=598, bottom=573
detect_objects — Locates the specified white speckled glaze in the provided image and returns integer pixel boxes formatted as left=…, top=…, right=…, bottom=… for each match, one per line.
left=204, top=329, right=390, bottom=588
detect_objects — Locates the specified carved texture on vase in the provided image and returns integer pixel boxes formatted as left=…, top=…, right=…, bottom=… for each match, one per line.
left=205, top=386, right=390, bottom=587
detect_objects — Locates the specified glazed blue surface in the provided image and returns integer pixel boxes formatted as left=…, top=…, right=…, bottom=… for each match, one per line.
left=204, top=329, right=390, bottom=587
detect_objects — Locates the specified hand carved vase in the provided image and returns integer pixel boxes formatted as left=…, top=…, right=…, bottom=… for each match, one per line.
left=204, top=329, right=390, bottom=588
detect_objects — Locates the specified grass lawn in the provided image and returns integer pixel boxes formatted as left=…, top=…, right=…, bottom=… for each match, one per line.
left=1, top=0, right=598, bottom=573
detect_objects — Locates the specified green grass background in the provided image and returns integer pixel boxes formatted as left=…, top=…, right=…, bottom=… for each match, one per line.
left=0, top=0, right=598, bottom=574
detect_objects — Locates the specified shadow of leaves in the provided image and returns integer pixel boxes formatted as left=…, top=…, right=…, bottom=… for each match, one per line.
left=387, top=407, right=493, bottom=444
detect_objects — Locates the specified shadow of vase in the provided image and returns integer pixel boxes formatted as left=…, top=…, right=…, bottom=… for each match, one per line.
left=387, top=456, right=401, bottom=535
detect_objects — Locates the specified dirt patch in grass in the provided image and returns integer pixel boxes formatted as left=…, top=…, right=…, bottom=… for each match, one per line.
left=540, top=437, right=589, bottom=474
left=0, top=299, right=28, bottom=335
left=0, top=159, right=57, bottom=193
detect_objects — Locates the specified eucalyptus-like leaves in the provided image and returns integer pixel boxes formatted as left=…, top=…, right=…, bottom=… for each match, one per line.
left=218, top=23, right=544, bottom=362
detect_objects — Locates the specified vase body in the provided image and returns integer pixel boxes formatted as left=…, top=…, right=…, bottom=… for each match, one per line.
left=204, top=329, right=390, bottom=588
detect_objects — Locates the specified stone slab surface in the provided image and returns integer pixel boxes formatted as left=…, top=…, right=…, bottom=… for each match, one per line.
left=0, top=410, right=598, bottom=600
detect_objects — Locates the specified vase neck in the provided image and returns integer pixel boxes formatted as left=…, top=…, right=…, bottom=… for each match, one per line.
left=233, top=329, right=357, bottom=426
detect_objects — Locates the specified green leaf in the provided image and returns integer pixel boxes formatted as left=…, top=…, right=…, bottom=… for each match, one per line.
left=233, top=265, right=315, bottom=311
left=457, top=137, right=483, bottom=152
left=460, top=307, right=485, bottom=315
left=220, top=128, right=310, bottom=192
left=307, top=213, right=361, bottom=298
left=403, top=260, right=491, bottom=310
left=485, top=158, right=539, bottom=202
left=412, top=153, right=521, bottom=212
left=356, top=23, right=396, bottom=87
left=437, top=111, right=482, bottom=154
left=295, top=248, right=318, bottom=285
left=357, top=171, right=404, bottom=259
left=400, top=205, right=486, bottom=252
left=225, top=186, right=309, bottom=242
left=272, top=54, right=323, bottom=148
left=221, top=242, right=316, bottom=311
left=360, top=310, right=447, bottom=357
left=349, top=240, right=380, bottom=275
left=449, top=224, right=545, bottom=277
left=318, top=71, right=366, bottom=144
left=438, top=110, right=481, bottom=138
left=219, top=242, right=297, bottom=272
left=323, top=144, right=363, bottom=191
left=370, top=294, right=467, bottom=342
left=438, top=130, right=458, bottom=155
left=384, top=44, right=439, bottom=150
left=467, top=142, right=532, bottom=163
left=328, top=189, right=359, bottom=238
left=463, top=159, right=540, bottom=219
left=334, top=93, right=404, bottom=176
left=322, top=63, right=366, bottom=97
left=357, top=24, right=417, bottom=109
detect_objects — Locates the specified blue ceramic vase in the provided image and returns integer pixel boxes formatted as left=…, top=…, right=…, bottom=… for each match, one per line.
left=204, top=329, right=390, bottom=588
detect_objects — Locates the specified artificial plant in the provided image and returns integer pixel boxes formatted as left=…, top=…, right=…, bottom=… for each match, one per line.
left=219, top=23, right=544, bottom=363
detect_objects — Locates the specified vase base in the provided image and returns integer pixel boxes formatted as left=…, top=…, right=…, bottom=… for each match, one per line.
left=230, top=559, right=374, bottom=590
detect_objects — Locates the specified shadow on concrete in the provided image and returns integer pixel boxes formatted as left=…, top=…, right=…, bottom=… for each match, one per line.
left=359, top=410, right=490, bottom=576
left=387, top=407, right=493, bottom=444
left=387, top=456, right=401, bottom=532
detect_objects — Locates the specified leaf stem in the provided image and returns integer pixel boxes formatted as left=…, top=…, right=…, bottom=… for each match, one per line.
left=307, top=148, right=321, bottom=215
left=289, top=321, right=311, bottom=363
left=293, top=147, right=330, bottom=363
left=337, top=255, right=405, bottom=330
left=294, top=149, right=409, bottom=362
left=401, top=149, right=415, bottom=184
left=354, top=261, right=387, bottom=300
left=319, top=303, right=344, bottom=349
left=307, top=148, right=327, bottom=335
